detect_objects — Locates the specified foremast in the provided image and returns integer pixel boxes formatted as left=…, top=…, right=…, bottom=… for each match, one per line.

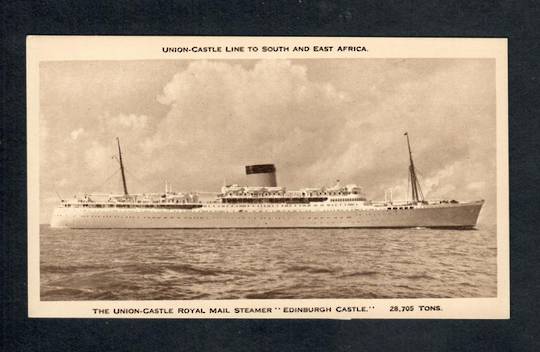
left=404, top=132, right=424, bottom=203
left=116, top=137, right=129, bottom=196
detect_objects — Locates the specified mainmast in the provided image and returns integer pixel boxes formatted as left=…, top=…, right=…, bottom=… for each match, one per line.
left=116, top=137, right=129, bottom=196
left=404, top=132, right=423, bottom=203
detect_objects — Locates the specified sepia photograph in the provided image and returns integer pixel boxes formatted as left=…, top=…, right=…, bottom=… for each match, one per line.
left=27, top=37, right=508, bottom=318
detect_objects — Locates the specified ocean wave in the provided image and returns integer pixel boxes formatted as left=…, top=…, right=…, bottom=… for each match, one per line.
left=284, top=265, right=337, bottom=274
left=340, top=271, right=378, bottom=278
left=41, top=264, right=110, bottom=274
left=457, top=281, right=476, bottom=287
left=395, top=284, right=415, bottom=290
left=165, top=264, right=230, bottom=276
left=41, top=287, right=93, bottom=300
left=244, top=290, right=297, bottom=299
left=405, top=273, right=436, bottom=280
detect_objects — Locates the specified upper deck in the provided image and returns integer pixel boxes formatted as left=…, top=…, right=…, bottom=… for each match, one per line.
left=219, top=182, right=366, bottom=202
left=57, top=181, right=369, bottom=210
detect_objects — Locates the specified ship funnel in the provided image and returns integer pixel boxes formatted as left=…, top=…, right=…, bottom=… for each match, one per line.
left=245, top=164, right=277, bottom=187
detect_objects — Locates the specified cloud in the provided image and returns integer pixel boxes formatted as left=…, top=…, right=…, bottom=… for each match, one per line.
left=84, top=141, right=110, bottom=170
left=144, top=60, right=352, bottom=184
left=467, top=181, right=486, bottom=191
left=70, top=127, right=85, bottom=140
left=107, top=113, right=149, bottom=130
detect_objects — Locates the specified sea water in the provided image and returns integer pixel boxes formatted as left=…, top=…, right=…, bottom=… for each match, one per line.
left=39, top=225, right=497, bottom=300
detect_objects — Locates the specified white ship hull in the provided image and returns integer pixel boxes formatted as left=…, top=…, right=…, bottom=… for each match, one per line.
left=50, top=201, right=483, bottom=229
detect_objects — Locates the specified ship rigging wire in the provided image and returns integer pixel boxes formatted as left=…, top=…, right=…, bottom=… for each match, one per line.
left=95, top=168, right=121, bottom=191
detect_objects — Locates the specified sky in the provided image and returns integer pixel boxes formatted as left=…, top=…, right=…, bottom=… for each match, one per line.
left=39, top=58, right=497, bottom=224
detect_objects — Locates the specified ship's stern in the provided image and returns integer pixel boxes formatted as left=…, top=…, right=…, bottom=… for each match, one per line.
left=49, top=206, right=69, bottom=228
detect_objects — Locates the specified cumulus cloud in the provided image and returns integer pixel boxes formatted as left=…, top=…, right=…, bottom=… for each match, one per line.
left=106, top=113, right=149, bottom=130
left=70, top=127, right=85, bottom=140
left=84, top=141, right=110, bottom=170
left=467, top=181, right=486, bottom=191
left=143, top=60, right=353, bottom=184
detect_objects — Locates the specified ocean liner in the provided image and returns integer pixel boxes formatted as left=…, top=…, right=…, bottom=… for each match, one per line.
left=50, top=134, right=484, bottom=229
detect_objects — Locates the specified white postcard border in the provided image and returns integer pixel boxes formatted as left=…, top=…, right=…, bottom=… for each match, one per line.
left=27, top=36, right=509, bottom=319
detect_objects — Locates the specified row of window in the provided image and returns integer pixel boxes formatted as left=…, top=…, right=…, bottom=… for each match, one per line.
left=225, top=191, right=360, bottom=197
left=63, top=203, right=203, bottom=209
left=72, top=215, right=360, bottom=220
left=330, top=198, right=364, bottom=202
left=222, top=197, right=327, bottom=204
left=387, top=206, right=415, bottom=210
left=206, top=203, right=359, bottom=208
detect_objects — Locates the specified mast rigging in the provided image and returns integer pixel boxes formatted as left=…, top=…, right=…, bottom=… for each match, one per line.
left=116, top=137, right=129, bottom=196
left=404, top=132, right=424, bottom=203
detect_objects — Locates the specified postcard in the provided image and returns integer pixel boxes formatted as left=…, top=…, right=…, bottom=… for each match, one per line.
left=27, top=36, right=508, bottom=319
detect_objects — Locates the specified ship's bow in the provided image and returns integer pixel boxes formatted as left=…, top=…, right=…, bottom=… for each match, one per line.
left=432, top=200, right=484, bottom=228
